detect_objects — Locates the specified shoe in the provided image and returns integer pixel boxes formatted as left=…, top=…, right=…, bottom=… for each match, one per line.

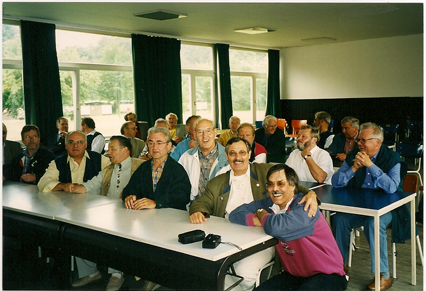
left=106, top=275, right=125, bottom=291
left=367, top=275, right=392, bottom=290
left=72, top=271, right=102, bottom=288
left=140, top=280, right=159, bottom=291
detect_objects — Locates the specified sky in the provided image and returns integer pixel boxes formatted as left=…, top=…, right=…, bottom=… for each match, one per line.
left=55, top=30, right=105, bottom=53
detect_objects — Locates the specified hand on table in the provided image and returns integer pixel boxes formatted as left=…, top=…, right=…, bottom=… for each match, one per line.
left=189, top=212, right=207, bottom=224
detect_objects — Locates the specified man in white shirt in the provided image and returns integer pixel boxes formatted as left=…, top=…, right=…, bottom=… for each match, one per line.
left=285, top=125, right=334, bottom=184
left=80, top=117, right=106, bottom=154
left=63, top=135, right=144, bottom=291
left=37, top=130, right=110, bottom=192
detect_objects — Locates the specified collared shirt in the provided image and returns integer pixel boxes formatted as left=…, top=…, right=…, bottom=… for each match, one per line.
left=151, top=157, right=167, bottom=192
left=225, top=165, right=253, bottom=219
left=83, top=156, right=132, bottom=198
left=343, top=131, right=359, bottom=154
left=197, top=144, right=219, bottom=199
left=270, top=198, right=294, bottom=214
left=21, top=148, right=38, bottom=176
left=87, top=130, right=105, bottom=154
left=332, top=151, right=401, bottom=193
left=37, top=151, right=110, bottom=192
left=169, top=127, right=176, bottom=139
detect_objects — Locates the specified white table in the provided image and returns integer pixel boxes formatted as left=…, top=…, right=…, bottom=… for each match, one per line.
left=315, top=185, right=417, bottom=290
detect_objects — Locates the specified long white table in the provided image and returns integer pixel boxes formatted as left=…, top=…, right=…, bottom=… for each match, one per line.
left=2, top=181, right=276, bottom=290
left=315, top=185, right=417, bottom=291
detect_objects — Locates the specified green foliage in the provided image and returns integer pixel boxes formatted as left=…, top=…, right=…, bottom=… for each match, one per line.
left=2, top=69, right=24, bottom=119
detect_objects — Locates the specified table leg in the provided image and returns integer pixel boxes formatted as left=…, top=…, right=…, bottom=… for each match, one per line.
left=411, top=199, right=417, bottom=285
left=374, top=215, right=380, bottom=291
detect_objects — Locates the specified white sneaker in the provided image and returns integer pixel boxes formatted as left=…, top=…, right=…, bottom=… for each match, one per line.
left=106, top=274, right=125, bottom=291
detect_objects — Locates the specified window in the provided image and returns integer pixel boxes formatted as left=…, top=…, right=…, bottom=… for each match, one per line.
left=229, top=48, right=267, bottom=124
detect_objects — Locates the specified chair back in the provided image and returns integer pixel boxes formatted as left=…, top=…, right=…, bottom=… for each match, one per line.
left=397, top=142, right=423, bottom=159
left=403, top=174, right=419, bottom=193
left=138, top=121, right=149, bottom=141
left=277, top=118, right=287, bottom=130
left=291, top=120, right=307, bottom=134
left=380, top=124, right=399, bottom=149
left=255, top=121, right=263, bottom=129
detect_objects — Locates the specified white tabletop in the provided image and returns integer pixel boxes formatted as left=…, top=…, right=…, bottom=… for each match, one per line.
left=56, top=205, right=273, bottom=261
left=2, top=181, right=119, bottom=220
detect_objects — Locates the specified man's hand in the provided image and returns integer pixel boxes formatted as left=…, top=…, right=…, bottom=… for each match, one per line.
left=59, top=131, right=67, bottom=138
left=63, top=183, right=76, bottom=193
left=354, top=151, right=373, bottom=168
left=124, top=195, right=137, bottom=209
left=255, top=209, right=269, bottom=224
left=188, top=140, right=197, bottom=149
left=132, top=198, right=156, bottom=210
left=173, top=136, right=183, bottom=144
left=189, top=212, right=207, bottom=224
left=298, top=190, right=318, bottom=217
left=20, top=173, right=36, bottom=183
left=336, top=153, right=346, bottom=161
left=300, top=148, right=312, bottom=158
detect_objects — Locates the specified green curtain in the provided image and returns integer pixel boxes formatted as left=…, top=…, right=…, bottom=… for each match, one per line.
left=215, top=44, right=233, bottom=129
left=20, top=20, right=63, bottom=144
left=132, top=34, right=182, bottom=126
left=265, top=49, right=281, bottom=117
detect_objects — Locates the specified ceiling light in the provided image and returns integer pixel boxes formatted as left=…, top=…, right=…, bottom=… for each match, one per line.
left=234, top=27, right=274, bottom=35
left=301, top=37, right=337, bottom=44
left=134, top=10, right=187, bottom=21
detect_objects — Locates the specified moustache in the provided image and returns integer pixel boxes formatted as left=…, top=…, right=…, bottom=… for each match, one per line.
left=271, top=191, right=284, bottom=197
left=233, top=159, right=244, bottom=163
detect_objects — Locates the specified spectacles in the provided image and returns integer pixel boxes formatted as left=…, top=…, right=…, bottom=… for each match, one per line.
left=355, top=138, right=377, bottom=144
left=196, top=129, right=214, bottom=136
left=147, top=141, right=169, bottom=147
left=67, top=140, right=85, bottom=146
left=128, top=127, right=137, bottom=130
left=266, top=181, right=288, bottom=188
left=228, top=150, right=248, bottom=157
left=24, top=135, right=39, bottom=140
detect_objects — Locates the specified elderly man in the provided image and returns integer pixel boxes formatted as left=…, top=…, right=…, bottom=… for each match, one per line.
left=64, top=135, right=144, bottom=291
left=179, top=118, right=229, bottom=202
left=238, top=122, right=267, bottom=163
left=124, top=112, right=142, bottom=139
left=254, top=115, right=286, bottom=155
left=327, top=116, right=359, bottom=162
left=37, top=130, right=110, bottom=192
left=229, top=164, right=347, bottom=291
left=218, top=116, right=240, bottom=146
left=121, top=121, right=145, bottom=158
left=285, top=125, right=334, bottom=184
left=170, top=115, right=200, bottom=161
left=81, top=117, right=105, bottom=154
left=313, top=111, right=334, bottom=149
left=123, top=126, right=190, bottom=210
left=140, top=118, right=176, bottom=160
left=166, top=112, right=186, bottom=144
left=3, top=125, right=55, bottom=184
left=2, top=123, right=22, bottom=165
left=331, top=122, right=407, bottom=291
left=189, top=137, right=318, bottom=291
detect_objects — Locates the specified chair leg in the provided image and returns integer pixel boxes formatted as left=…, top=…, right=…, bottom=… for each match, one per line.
left=348, top=230, right=355, bottom=267
left=416, top=235, right=424, bottom=266
left=392, top=242, right=397, bottom=278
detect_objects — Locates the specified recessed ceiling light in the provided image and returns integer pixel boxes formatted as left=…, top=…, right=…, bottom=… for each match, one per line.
left=234, top=27, right=274, bottom=35
left=134, top=10, right=187, bottom=21
left=301, top=37, right=337, bottom=44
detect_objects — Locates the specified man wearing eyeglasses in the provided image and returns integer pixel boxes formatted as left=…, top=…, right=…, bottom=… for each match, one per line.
left=3, top=124, right=55, bottom=184
left=254, top=115, right=286, bottom=155
left=121, top=121, right=145, bottom=158
left=331, top=122, right=407, bottom=291
left=37, top=130, right=110, bottom=192
left=327, top=116, right=360, bottom=162
left=189, top=137, right=319, bottom=291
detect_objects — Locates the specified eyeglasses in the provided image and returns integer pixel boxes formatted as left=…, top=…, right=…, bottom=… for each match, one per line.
left=196, top=129, right=214, bottom=136
left=266, top=181, right=288, bottom=188
left=128, top=127, right=137, bottom=130
left=355, top=138, right=377, bottom=144
left=147, top=141, right=169, bottom=147
left=67, top=140, right=85, bottom=146
left=227, top=150, right=248, bottom=158
left=24, top=135, right=39, bottom=140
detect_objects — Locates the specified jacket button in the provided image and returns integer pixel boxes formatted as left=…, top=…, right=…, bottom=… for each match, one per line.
left=256, top=183, right=260, bottom=187
left=220, top=197, right=223, bottom=200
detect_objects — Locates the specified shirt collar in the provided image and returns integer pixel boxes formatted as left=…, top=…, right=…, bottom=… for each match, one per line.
left=270, top=197, right=294, bottom=214
left=116, top=156, right=131, bottom=169
left=67, top=150, right=90, bottom=163
left=229, top=164, right=251, bottom=182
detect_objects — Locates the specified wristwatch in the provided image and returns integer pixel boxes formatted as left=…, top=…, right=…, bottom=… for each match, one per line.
left=303, top=154, right=312, bottom=160
left=257, top=208, right=264, bottom=213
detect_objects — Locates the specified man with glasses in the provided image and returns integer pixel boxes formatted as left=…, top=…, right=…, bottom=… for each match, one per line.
left=124, top=112, right=142, bottom=139
left=179, top=118, right=229, bottom=202
left=140, top=118, right=176, bottom=160
left=37, top=130, right=110, bottom=192
left=3, top=124, right=55, bottom=184
left=63, top=135, right=144, bottom=291
left=285, top=125, right=334, bottom=184
left=121, top=121, right=145, bottom=158
left=189, top=137, right=318, bottom=291
left=327, top=116, right=360, bottom=162
left=254, top=115, right=286, bottom=155
left=331, top=122, right=407, bottom=291
left=170, top=115, right=201, bottom=161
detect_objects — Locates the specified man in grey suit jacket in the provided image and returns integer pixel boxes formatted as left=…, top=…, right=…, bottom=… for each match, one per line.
left=3, top=123, right=23, bottom=165
left=121, top=121, right=145, bottom=158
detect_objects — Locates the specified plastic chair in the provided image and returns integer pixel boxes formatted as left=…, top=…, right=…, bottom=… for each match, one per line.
left=138, top=121, right=149, bottom=141
left=255, top=121, right=263, bottom=129
left=404, top=120, right=423, bottom=144
left=397, top=142, right=423, bottom=186
left=291, top=120, right=307, bottom=134
left=276, top=118, right=287, bottom=130
left=379, top=124, right=399, bottom=151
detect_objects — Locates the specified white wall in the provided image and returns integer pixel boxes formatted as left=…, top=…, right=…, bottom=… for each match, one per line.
left=281, top=34, right=423, bottom=100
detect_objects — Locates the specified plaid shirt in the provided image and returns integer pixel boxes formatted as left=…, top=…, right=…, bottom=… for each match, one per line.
left=151, top=157, right=167, bottom=192
left=197, top=144, right=219, bottom=199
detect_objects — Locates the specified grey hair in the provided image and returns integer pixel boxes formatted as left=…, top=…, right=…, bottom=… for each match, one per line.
left=229, top=116, right=241, bottom=124
left=300, top=124, right=320, bottom=142
left=65, top=130, right=87, bottom=142
left=194, top=118, right=215, bottom=130
left=238, top=122, right=256, bottom=135
left=314, top=111, right=331, bottom=124
left=185, top=115, right=201, bottom=126
left=360, top=122, right=384, bottom=142
left=147, top=126, right=172, bottom=142
left=263, top=115, right=277, bottom=127
left=341, top=116, right=359, bottom=128
left=165, top=112, right=178, bottom=121
left=155, top=118, right=169, bottom=127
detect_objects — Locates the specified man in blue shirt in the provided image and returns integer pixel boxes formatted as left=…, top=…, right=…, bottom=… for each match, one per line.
left=331, top=122, right=407, bottom=291
left=170, top=115, right=200, bottom=161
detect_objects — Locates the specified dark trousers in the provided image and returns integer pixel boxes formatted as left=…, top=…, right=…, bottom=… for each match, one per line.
left=254, top=271, right=348, bottom=291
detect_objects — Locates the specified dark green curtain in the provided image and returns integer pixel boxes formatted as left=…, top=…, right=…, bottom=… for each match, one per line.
left=21, top=20, right=63, bottom=144
left=215, top=44, right=233, bottom=129
left=132, top=34, right=182, bottom=126
left=265, top=49, right=281, bottom=117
